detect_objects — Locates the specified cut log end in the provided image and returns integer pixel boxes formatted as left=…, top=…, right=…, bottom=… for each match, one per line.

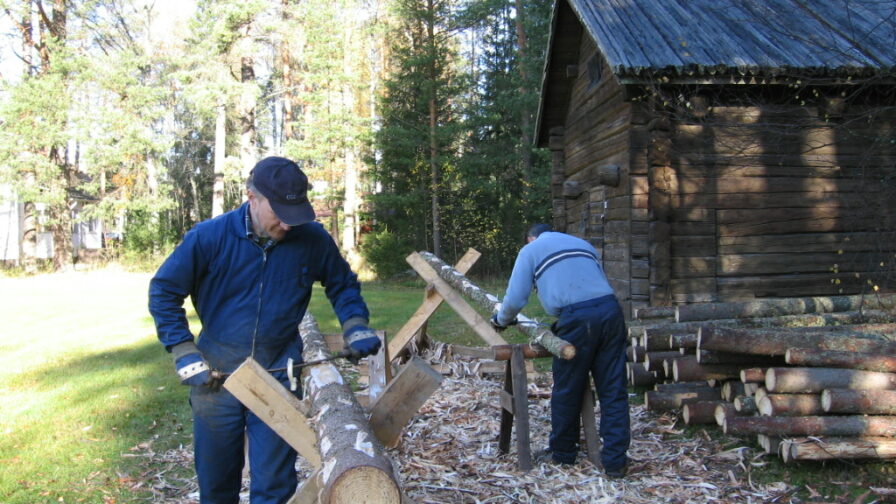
left=559, top=344, right=576, bottom=360
left=329, top=465, right=401, bottom=504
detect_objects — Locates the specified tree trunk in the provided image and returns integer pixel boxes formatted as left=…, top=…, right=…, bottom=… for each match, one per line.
left=697, top=349, right=786, bottom=366
left=513, top=0, right=532, bottom=183
left=643, top=351, right=683, bottom=372
left=758, top=393, right=824, bottom=416
left=212, top=102, right=226, bottom=218
left=723, top=415, right=896, bottom=437
left=720, top=380, right=746, bottom=401
left=627, top=362, right=657, bottom=387
left=342, top=149, right=359, bottom=264
left=672, top=355, right=743, bottom=382
left=781, top=437, right=896, bottom=462
left=631, top=309, right=888, bottom=345
left=676, top=294, right=896, bottom=323
left=682, top=400, right=726, bottom=425
left=644, top=387, right=721, bottom=411
left=417, top=251, right=575, bottom=359
left=239, top=56, right=257, bottom=181
left=766, top=367, right=896, bottom=393
left=698, top=325, right=896, bottom=357
left=426, top=0, right=440, bottom=259
left=786, top=348, right=896, bottom=373
left=822, top=389, right=896, bottom=415
left=733, top=396, right=757, bottom=415
left=740, top=367, right=767, bottom=383
left=669, top=332, right=698, bottom=351
left=299, top=314, right=400, bottom=503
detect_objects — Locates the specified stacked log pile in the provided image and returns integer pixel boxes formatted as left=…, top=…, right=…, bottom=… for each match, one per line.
left=627, top=294, right=896, bottom=463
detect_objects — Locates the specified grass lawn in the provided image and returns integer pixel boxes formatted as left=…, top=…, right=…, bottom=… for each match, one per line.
left=2, top=267, right=891, bottom=503
left=0, top=266, right=534, bottom=503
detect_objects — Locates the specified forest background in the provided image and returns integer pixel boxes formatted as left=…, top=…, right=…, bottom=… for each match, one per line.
left=0, top=0, right=553, bottom=277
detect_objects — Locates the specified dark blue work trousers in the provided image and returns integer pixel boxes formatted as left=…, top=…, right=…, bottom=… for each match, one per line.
left=190, top=384, right=299, bottom=504
left=549, top=295, right=630, bottom=470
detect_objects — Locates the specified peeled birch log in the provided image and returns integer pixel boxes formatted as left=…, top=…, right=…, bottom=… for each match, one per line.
left=766, top=367, right=896, bottom=393
left=723, top=415, right=896, bottom=437
left=299, top=315, right=400, bottom=504
left=786, top=348, right=896, bottom=373
left=699, top=325, right=896, bottom=357
left=822, top=389, right=896, bottom=415
left=781, top=437, right=896, bottom=462
left=672, top=355, right=743, bottom=382
left=683, top=400, right=726, bottom=425
left=675, top=294, right=896, bottom=322
left=645, top=388, right=721, bottom=411
left=758, top=393, right=824, bottom=416
left=417, top=251, right=575, bottom=360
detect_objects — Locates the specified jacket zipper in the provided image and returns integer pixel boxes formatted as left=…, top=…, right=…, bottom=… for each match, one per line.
left=250, top=244, right=269, bottom=358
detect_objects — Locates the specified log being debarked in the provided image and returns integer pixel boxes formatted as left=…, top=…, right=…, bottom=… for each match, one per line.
left=299, top=314, right=401, bottom=503
left=765, top=367, right=896, bottom=393
left=416, top=251, right=575, bottom=360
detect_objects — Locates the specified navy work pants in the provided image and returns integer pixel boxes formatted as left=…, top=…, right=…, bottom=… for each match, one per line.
left=190, top=385, right=299, bottom=504
left=549, top=294, right=630, bottom=470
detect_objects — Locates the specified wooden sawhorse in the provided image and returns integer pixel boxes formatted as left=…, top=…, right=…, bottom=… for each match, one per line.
left=498, top=344, right=601, bottom=471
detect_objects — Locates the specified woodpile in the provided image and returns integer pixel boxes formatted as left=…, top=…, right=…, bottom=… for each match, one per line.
left=627, top=294, right=896, bottom=462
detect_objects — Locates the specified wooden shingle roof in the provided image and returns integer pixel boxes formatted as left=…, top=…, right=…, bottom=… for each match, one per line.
left=569, top=0, right=896, bottom=79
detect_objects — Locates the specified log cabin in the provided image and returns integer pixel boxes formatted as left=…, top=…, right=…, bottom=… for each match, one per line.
left=535, top=0, right=896, bottom=317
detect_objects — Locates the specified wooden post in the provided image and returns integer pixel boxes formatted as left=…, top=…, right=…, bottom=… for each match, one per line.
left=388, top=248, right=481, bottom=361
left=498, top=345, right=533, bottom=471
left=223, top=357, right=322, bottom=468
left=369, top=356, right=444, bottom=448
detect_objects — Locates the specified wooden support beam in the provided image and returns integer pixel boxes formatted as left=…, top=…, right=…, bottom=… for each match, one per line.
left=369, top=356, right=444, bottom=448
left=388, top=248, right=481, bottom=361
left=406, top=252, right=508, bottom=347
left=415, top=251, right=575, bottom=359
left=223, top=357, right=321, bottom=468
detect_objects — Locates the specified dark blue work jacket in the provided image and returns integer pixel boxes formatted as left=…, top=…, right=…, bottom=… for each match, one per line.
left=148, top=203, right=369, bottom=373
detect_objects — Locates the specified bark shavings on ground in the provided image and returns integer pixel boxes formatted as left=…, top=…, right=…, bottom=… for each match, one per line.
left=139, top=360, right=800, bottom=503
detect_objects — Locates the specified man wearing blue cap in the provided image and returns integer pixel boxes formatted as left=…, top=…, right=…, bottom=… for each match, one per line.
left=149, top=156, right=381, bottom=503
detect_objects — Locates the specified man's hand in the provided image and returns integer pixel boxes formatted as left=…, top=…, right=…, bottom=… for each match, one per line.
left=172, top=341, right=212, bottom=387
left=343, top=326, right=382, bottom=363
left=490, top=313, right=517, bottom=332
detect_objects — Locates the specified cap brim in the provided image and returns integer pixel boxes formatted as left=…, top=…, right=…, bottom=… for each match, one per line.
left=270, top=201, right=316, bottom=227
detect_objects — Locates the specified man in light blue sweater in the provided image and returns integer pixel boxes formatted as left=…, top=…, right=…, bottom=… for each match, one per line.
left=491, top=223, right=630, bottom=477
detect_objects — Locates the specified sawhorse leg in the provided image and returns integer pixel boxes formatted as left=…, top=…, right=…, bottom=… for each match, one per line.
left=498, top=345, right=532, bottom=471
left=580, top=386, right=602, bottom=468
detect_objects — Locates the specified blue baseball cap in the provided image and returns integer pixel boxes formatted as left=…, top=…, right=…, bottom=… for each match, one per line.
left=250, top=157, right=316, bottom=226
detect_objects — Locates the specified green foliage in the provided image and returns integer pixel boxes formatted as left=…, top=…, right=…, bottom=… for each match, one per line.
left=359, top=229, right=415, bottom=280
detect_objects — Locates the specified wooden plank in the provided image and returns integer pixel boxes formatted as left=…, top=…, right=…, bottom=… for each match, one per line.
left=719, top=232, right=895, bottom=255
left=369, top=356, right=444, bottom=448
left=405, top=252, right=508, bottom=347
left=223, top=357, right=321, bottom=468
left=511, top=346, right=532, bottom=471
left=388, top=248, right=481, bottom=361
left=288, top=468, right=322, bottom=504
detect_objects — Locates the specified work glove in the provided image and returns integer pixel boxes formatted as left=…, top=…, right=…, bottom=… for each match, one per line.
left=490, top=313, right=518, bottom=332
left=343, top=326, right=382, bottom=364
left=171, top=341, right=212, bottom=387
